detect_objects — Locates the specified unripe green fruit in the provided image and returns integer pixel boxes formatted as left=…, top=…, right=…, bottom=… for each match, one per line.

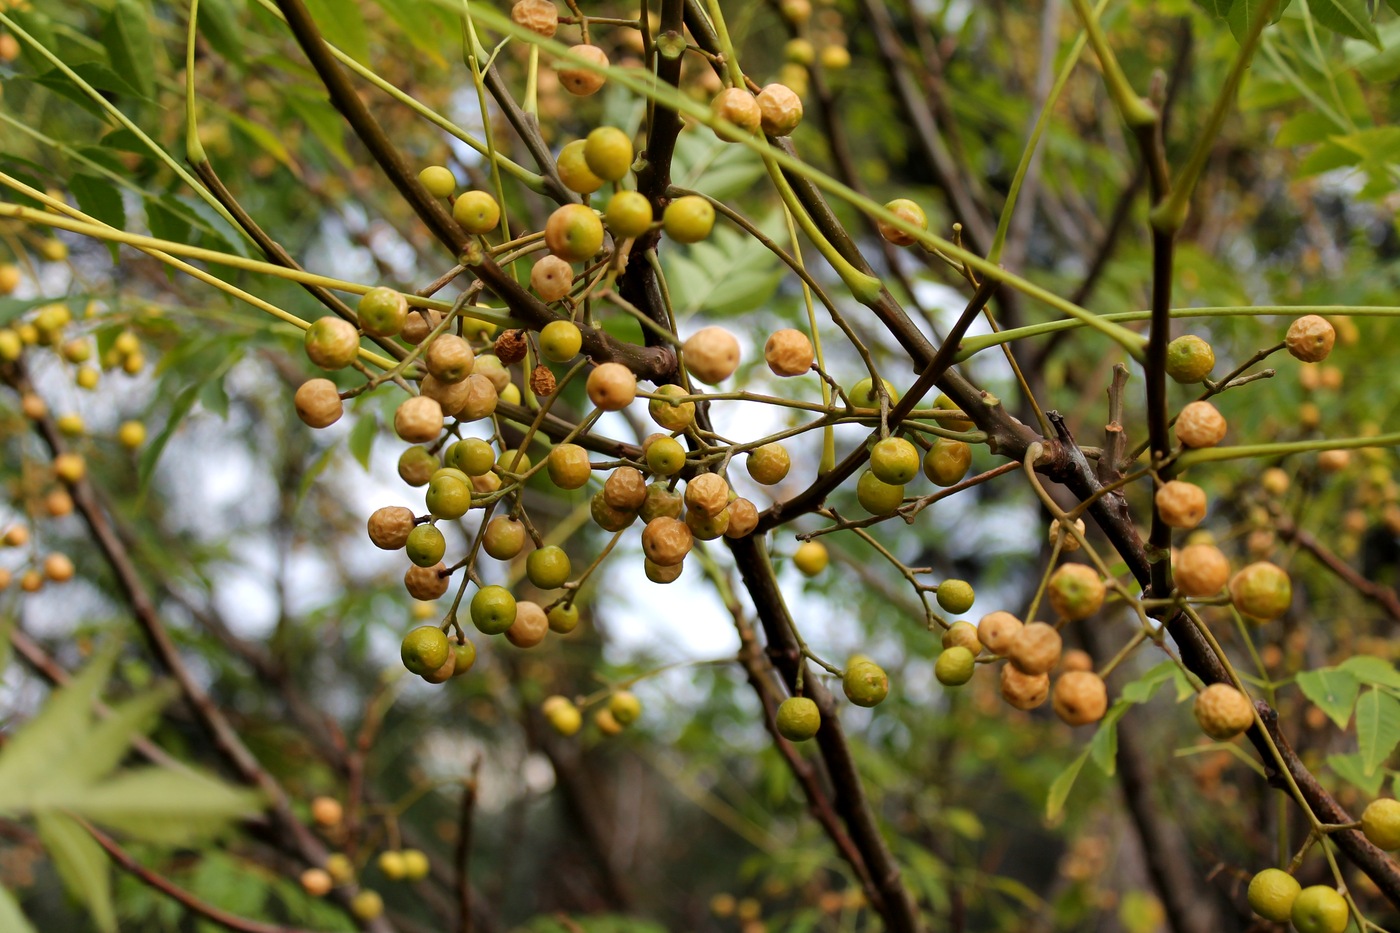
left=747, top=443, right=791, bottom=485
left=547, top=443, right=592, bottom=489
left=923, top=438, right=971, bottom=487
left=609, top=690, right=642, bottom=725
left=775, top=696, right=820, bottom=741
left=548, top=602, right=580, bottom=634
left=483, top=516, right=526, bottom=560
left=605, top=190, right=654, bottom=239
left=583, top=126, right=634, bottom=181
left=591, top=491, right=637, bottom=531
left=662, top=195, right=715, bottom=244
left=877, top=198, right=927, bottom=247
left=556, top=139, right=604, bottom=194
left=526, top=545, right=571, bottom=589
left=546, top=204, right=605, bottom=262
left=453, top=190, right=501, bottom=234
left=539, top=320, right=583, bottom=363
left=497, top=448, right=532, bottom=476
left=378, top=850, right=407, bottom=880
left=856, top=469, right=904, bottom=516
left=648, top=383, right=696, bottom=431
left=869, top=436, right=919, bottom=485
left=304, top=316, right=361, bottom=370
left=425, top=473, right=472, bottom=520
left=350, top=890, right=383, bottom=921
left=1165, top=334, right=1216, bottom=384
left=936, top=580, right=975, bottom=615
left=1229, top=561, right=1292, bottom=622
left=842, top=660, right=889, bottom=707
left=1046, top=564, right=1106, bottom=622
left=849, top=376, right=899, bottom=408
left=640, top=482, right=684, bottom=522
left=401, top=625, right=450, bottom=675
left=646, top=436, right=687, bottom=476
left=451, top=642, right=477, bottom=677
left=686, top=507, right=730, bottom=541
left=419, top=165, right=456, bottom=197
left=543, top=695, right=583, bottom=736
left=449, top=437, right=497, bottom=476
left=792, top=540, right=828, bottom=576
left=1289, top=886, right=1348, bottom=933
left=935, top=646, right=976, bottom=686
left=358, top=287, right=408, bottom=338
left=471, top=585, right=517, bottom=635
left=400, top=849, right=430, bottom=881
left=1362, top=798, right=1400, bottom=850
left=405, top=524, right=446, bottom=567
left=1246, top=868, right=1300, bottom=923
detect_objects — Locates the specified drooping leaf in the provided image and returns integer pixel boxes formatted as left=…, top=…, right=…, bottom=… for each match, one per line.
left=1308, top=0, right=1380, bottom=47
left=1356, top=688, right=1400, bottom=775
left=1046, top=748, right=1091, bottom=821
left=69, top=174, right=126, bottom=262
left=1089, top=701, right=1132, bottom=775
left=67, top=768, right=262, bottom=845
left=302, top=0, right=370, bottom=63
left=1296, top=667, right=1360, bottom=729
left=0, top=884, right=37, bottom=933
left=62, top=684, right=178, bottom=788
left=99, top=0, right=156, bottom=100
left=1329, top=752, right=1387, bottom=796
left=348, top=413, right=377, bottom=471
left=1339, top=656, right=1400, bottom=690
left=35, top=813, right=115, bottom=933
left=1193, top=0, right=1235, bottom=17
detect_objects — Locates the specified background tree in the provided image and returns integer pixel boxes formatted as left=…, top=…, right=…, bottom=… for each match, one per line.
left=2, top=0, right=1400, bottom=931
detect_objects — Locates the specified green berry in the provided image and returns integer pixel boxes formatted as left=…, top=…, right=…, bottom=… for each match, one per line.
left=1247, top=868, right=1300, bottom=923
left=378, top=850, right=407, bottom=880
left=1229, top=561, right=1292, bottom=622
left=401, top=625, right=450, bottom=676
left=877, top=198, right=927, bottom=247
left=471, top=585, right=517, bottom=635
left=556, top=139, right=604, bottom=195
left=935, top=646, right=976, bottom=686
left=398, top=446, right=439, bottom=487
left=609, top=690, right=642, bottom=725
left=548, top=602, right=580, bottom=633
left=405, top=524, right=446, bottom=567
left=849, top=376, right=899, bottom=408
left=448, top=437, right=497, bottom=476
left=583, top=126, right=633, bottom=181
left=936, top=580, right=975, bottom=615
left=1289, top=886, right=1348, bottom=933
left=1362, top=798, right=1400, bottom=850
left=775, top=696, right=820, bottom=741
left=496, top=448, right=532, bottom=476
left=453, top=190, right=501, bottom=235
left=869, top=436, right=919, bottom=485
left=792, top=540, right=828, bottom=576
left=646, top=436, right=687, bottom=476
left=526, top=545, right=571, bottom=589
left=647, top=384, right=696, bottom=431
left=482, top=516, right=526, bottom=560
left=546, top=204, right=605, bottom=262
left=856, top=469, right=903, bottom=516
left=1165, top=335, right=1216, bottom=384
left=425, top=472, right=472, bottom=520
left=842, top=659, right=889, bottom=708
left=605, top=190, right=654, bottom=240
left=419, top=165, right=456, bottom=197
left=358, top=287, right=408, bottom=338
left=662, top=195, right=715, bottom=244
left=923, top=438, right=971, bottom=487
left=547, top=443, right=593, bottom=489
left=539, top=320, right=583, bottom=363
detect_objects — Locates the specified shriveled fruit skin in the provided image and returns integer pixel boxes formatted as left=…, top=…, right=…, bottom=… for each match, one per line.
left=1193, top=683, right=1255, bottom=739
left=1052, top=672, right=1108, bottom=726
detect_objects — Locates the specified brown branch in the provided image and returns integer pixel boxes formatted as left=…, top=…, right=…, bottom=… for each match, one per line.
left=1273, top=512, right=1400, bottom=622
left=455, top=758, right=483, bottom=933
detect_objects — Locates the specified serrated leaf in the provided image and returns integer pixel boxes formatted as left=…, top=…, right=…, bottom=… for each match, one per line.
left=1329, top=752, right=1386, bottom=796
left=68, top=768, right=261, bottom=845
left=1296, top=667, right=1360, bottom=729
left=1308, top=0, right=1379, bottom=46
left=64, top=684, right=178, bottom=788
left=0, top=884, right=36, bottom=933
left=348, top=414, right=377, bottom=471
left=100, top=0, right=156, bottom=100
left=1356, top=688, right=1400, bottom=775
left=1339, top=656, right=1400, bottom=690
left=36, top=813, right=115, bottom=933
left=1046, top=748, right=1091, bottom=821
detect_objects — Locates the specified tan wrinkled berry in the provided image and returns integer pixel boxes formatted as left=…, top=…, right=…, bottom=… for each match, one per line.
left=506, top=601, right=549, bottom=648
left=368, top=506, right=416, bottom=550
left=711, top=87, right=761, bottom=140
left=395, top=396, right=445, bottom=443
left=686, top=506, right=730, bottom=541
left=645, top=557, right=684, bottom=584
left=460, top=374, right=499, bottom=421
left=511, top=0, right=558, bottom=37
left=756, top=83, right=804, bottom=136
left=587, top=362, right=637, bottom=411
left=685, top=473, right=730, bottom=517
left=1000, top=664, right=1049, bottom=710
left=1155, top=480, right=1207, bottom=529
left=304, top=316, right=360, bottom=370
left=43, top=553, right=75, bottom=583
left=683, top=326, right=741, bottom=385
left=723, top=497, right=759, bottom=538
left=1261, top=467, right=1289, bottom=496
left=1008, top=622, right=1062, bottom=675
left=1053, top=671, right=1108, bottom=726
left=531, top=255, right=574, bottom=301
left=295, top=378, right=343, bottom=429
left=1061, top=649, right=1094, bottom=673
left=764, top=328, right=814, bottom=377
left=941, top=621, right=981, bottom=654
left=1175, top=543, right=1230, bottom=597
left=604, top=467, right=648, bottom=511
left=1175, top=401, right=1226, bottom=448
left=1318, top=449, right=1351, bottom=473
left=1286, top=315, right=1335, bottom=362
left=977, top=611, right=1023, bottom=655
left=421, top=374, right=470, bottom=416
left=642, top=517, right=693, bottom=566
left=1194, top=683, right=1255, bottom=739
left=401, top=310, right=442, bottom=345
left=1050, top=517, right=1086, bottom=551
left=1229, top=561, right=1292, bottom=621
left=558, top=44, right=608, bottom=96
left=1047, top=564, right=1105, bottom=621
left=404, top=562, right=449, bottom=600
left=426, top=335, right=475, bottom=384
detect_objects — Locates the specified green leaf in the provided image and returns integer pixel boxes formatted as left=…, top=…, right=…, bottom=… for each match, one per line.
left=138, top=346, right=243, bottom=493
left=1296, top=667, right=1360, bottom=729
left=1296, top=141, right=1362, bottom=176
left=1193, top=0, right=1235, bottom=16
left=1356, top=687, right=1400, bottom=775
left=69, top=768, right=262, bottom=845
left=0, top=884, right=37, bottom=933
left=35, top=813, right=115, bottom=933
left=1308, top=0, right=1380, bottom=47
left=1046, top=748, right=1091, bottom=821
left=1329, top=752, right=1386, bottom=796
left=63, top=684, right=178, bottom=788
left=1089, top=701, right=1132, bottom=774
left=1227, top=0, right=1273, bottom=42
left=1275, top=111, right=1339, bottom=147
left=69, top=175, right=126, bottom=262
left=348, top=413, right=377, bottom=471
left=100, top=0, right=156, bottom=100
left=1120, top=660, right=1179, bottom=704
left=303, top=0, right=370, bottom=63
left=1339, top=656, right=1400, bottom=690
